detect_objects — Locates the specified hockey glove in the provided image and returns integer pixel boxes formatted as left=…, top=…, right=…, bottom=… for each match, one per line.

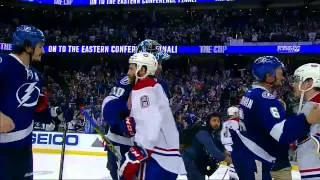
left=123, top=117, right=136, bottom=137
left=119, top=146, right=148, bottom=180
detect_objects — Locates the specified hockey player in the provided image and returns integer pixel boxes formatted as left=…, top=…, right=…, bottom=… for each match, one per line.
left=221, top=106, right=244, bottom=152
left=101, top=76, right=134, bottom=180
left=119, top=52, right=186, bottom=180
left=221, top=106, right=243, bottom=180
left=230, top=56, right=320, bottom=180
left=291, top=63, right=320, bottom=179
left=0, top=25, right=65, bottom=180
left=103, top=40, right=169, bottom=180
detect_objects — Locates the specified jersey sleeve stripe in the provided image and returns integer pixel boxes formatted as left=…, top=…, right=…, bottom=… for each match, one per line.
left=269, top=120, right=286, bottom=142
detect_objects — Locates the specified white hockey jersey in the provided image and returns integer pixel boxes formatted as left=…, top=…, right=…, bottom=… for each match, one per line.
left=221, top=118, right=244, bottom=152
left=297, top=93, right=320, bottom=180
left=130, top=78, right=186, bottom=175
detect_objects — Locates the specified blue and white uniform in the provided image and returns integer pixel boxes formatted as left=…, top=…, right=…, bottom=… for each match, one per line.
left=230, top=56, right=311, bottom=180
left=101, top=76, right=133, bottom=180
left=0, top=25, right=54, bottom=180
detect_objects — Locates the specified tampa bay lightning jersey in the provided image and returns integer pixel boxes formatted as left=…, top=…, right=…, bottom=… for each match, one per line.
left=0, top=53, right=43, bottom=149
left=231, top=85, right=310, bottom=163
left=102, top=76, right=133, bottom=146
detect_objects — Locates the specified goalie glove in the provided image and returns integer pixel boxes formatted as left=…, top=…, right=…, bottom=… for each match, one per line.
left=119, top=146, right=149, bottom=180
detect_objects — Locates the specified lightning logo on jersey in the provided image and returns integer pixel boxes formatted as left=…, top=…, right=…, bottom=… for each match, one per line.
left=16, top=82, right=40, bottom=108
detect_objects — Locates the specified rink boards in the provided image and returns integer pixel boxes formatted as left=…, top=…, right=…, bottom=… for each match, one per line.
left=32, top=131, right=107, bottom=156
left=32, top=131, right=301, bottom=180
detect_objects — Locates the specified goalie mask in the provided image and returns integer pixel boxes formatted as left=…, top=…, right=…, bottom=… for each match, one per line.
left=290, top=63, right=320, bottom=112
left=129, top=52, right=158, bottom=80
left=136, top=39, right=170, bottom=62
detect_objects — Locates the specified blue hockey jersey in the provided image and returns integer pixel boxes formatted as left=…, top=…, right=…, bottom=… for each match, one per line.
left=231, top=85, right=310, bottom=163
left=102, top=76, right=133, bottom=146
left=0, top=53, right=44, bottom=149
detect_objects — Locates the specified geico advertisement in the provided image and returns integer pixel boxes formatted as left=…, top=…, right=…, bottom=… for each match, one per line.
left=32, top=132, right=79, bottom=146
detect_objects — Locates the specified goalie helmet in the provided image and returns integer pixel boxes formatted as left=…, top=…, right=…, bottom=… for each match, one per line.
left=293, top=63, right=320, bottom=88
left=129, top=52, right=158, bottom=79
left=136, top=39, right=170, bottom=62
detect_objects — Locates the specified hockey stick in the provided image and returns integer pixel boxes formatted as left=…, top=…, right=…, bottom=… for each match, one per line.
left=58, top=118, right=68, bottom=180
left=80, top=108, right=121, bottom=160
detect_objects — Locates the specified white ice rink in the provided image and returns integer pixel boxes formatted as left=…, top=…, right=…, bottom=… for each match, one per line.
left=33, top=153, right=302, bottom=180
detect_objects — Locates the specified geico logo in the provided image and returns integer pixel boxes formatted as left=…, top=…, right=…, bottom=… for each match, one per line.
left=32, top=133, right=79, bottom=146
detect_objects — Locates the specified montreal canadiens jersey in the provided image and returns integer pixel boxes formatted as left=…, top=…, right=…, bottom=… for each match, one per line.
left=221, top=118, right=243, bottom=152
left=0, top=53, right=43, bottom=149
left=130, top=78, right=186, bottom=175
left=297, top=93, right=320, bottom=179
left=231, top=85, right=310, bottom=163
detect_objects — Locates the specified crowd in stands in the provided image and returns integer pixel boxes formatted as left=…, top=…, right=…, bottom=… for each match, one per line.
left=1, top=4, right=305, bottom=133
left=1, top=7, right=320, bottom=45
left=38, top=58, right=297, bottom=134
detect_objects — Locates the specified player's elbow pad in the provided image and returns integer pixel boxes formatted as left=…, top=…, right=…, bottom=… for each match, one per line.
left=270, top=114, right=310, bottom=144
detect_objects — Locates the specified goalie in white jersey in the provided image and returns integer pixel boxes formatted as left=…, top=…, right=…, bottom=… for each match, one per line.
left=291, top=63, right=320, bottom=179
left=119, top=52, right=186, bottom=180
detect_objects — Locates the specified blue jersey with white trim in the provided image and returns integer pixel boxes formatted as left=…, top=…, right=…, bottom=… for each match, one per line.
left=102, top=96, right=130, bottom=136
left=232, top=85, right=310, bottom=162
left=0, top=54, right=43, bottom=149
left=102, top=76, right=133, bottom=146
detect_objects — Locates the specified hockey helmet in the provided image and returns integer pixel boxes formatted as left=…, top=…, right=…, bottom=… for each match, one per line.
left=136, top=39, right=170, bottom=62
left=252, top=56, right=285, bottom=81
left=129, top=52, right=158, bottom=79
left=292, top=63, right=320, bottom=88
left=12, top=25, right=45, bottom=48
